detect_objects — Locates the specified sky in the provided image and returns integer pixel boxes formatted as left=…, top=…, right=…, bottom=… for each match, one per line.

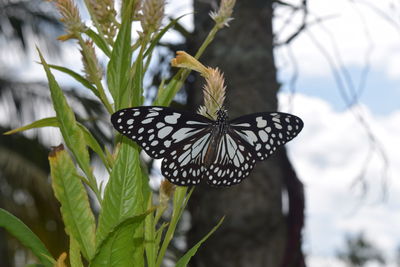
left=3, top=0, right=399, bottom=266
left=274, top=0, right=400, bottom=266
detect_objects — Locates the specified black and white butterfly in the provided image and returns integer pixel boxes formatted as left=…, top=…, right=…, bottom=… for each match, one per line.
left=111, top=106, right=303, bottom=187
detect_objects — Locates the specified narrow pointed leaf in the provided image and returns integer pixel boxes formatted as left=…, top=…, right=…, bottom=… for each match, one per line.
left=3, top=117, right=58, bottom=135
left=106, top=2, right=133, bottom=109
left=175, top=217, right=225, bottom=267
left=37, top=49, right=95, bottom=189
left=47, top=64, right=99, bottom=98
left=4, top=117, right=110, bottom=173
left=144, top=14, right=189, bottom=58
left=49, top=145, right=96, bottom=260
left=85, top=28, right=112, bottom=57
left=0, top=208, right=55, bottom=267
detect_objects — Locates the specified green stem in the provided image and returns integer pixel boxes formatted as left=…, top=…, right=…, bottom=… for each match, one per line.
left=77, top=36, right=113, bottom=114
left=155, top=187, right=188, bottom=267
left=154, top=24, right=221, bottom=106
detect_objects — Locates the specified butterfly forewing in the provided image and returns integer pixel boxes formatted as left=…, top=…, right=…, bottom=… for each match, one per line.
left=111, top=106, right=212, bottom=159
left=229, top=112, right=304, bottom=161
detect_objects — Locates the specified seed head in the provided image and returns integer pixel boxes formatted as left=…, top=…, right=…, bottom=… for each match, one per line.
left=87, top=0, right=118, bottom=44
left=52, top=0, right=85, bottom=41
left=80, top=40, right=103, bottom=83
left=140, top=0, right=165, bottom=34
left=209, top=0, right=236, bottom=29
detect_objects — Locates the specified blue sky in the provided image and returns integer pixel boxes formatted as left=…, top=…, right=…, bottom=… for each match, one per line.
left=279, top=67, right=400, bottom=115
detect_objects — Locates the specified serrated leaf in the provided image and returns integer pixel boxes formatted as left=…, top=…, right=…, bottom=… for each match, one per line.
left=49, top=145, right=96, bottom=260
left=106, top=3, right=133, bottom=109
left=85, top=28, right=112, bottom=57
left=37, top=49, right=96, bottom=190
left=47, top=64, right=99, bottom=98
left=96, top=140, right=150, bottom=263
left=175, top=217, right=225, bottom=267
left=0, top=208, right=55, bottom=267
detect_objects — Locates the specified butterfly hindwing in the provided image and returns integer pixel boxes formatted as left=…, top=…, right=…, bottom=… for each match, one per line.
left=111, top=106, right=212, bottom=159
left=161, top=131, right=212, bottom=186
left=229, top=112, right=304, bottom=161
left=203, top=132, right=256, bottom=186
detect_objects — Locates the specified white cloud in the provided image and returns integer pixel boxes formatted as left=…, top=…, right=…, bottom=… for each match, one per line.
left=274, top=0, right=400, bottom=79
left=279, top=93, right=400, bottom=266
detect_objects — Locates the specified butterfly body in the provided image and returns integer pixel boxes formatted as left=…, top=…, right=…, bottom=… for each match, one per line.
left=111, top=106, right=303, bottom=187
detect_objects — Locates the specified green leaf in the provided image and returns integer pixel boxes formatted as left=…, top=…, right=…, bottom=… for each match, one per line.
left=49, top=145, right=96, bottom=260
left=175, top=217, right=225, bottom=267
left=0, top=208, right=55, bottom=267
left=77, top=123, right=111, bottom=173
left=4, top=116, right=111, bottom=173
left=91, top=211, right=153, bottom=267
left=3, top=117, right=58, bottom=135
left=96, top=140, right=150, bottom=264
left=85, top=28, right=112, bottom=57
left=131, top=52, right=144, bottom=107
left=106, top=3, right=133, bottom=109
left=144, top=14, right=189, bottom=58
left=47, top=64, right=100, bottom=98
left=37, top=49, right=98, bottom=197
left=69, top=237, right=84, bottom=267
left=153, top=69, right=187, bottom=106
left=144, top=195, right=156, bottom=267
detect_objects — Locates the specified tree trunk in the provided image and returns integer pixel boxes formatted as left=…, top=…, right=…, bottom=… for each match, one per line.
left=187, top=1, right=305, bottom=267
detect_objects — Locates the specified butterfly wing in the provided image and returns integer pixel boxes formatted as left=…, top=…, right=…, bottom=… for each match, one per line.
left=229, top=112, right=303, bottom=161
left=203, top=132, right=256, bottom=186
left=111, top=106, right=213, bottom=159
left=161, top=130, right=213, bottom=186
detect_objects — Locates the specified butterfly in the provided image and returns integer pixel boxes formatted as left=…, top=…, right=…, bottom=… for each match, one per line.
left=111, top=106, right=303, bottom=187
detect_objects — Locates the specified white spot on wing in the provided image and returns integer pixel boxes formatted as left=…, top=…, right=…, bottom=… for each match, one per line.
left=258, top=130, right=269, bottom=142
left=158, top=126, right=173, bottom=139
left=242, top=130, right=258, bottom=145
left=256, top=117, right=267, bottom=128
left=142, top=118, right=153, bottom=124
left=165, top=113, right=181, bottom=124
left=172, top=128, right=201, bottom=142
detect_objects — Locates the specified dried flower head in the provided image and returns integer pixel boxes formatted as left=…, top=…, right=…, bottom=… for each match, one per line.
left=209, top=0, right=236, bottom=29
left=140, top=0, right=165, bottom=34
left=52, top=0, right=85, bottom=41
left=87, top=0, right=118, bottom=44
left=197, top=68, right=226, bottom=119
left=171, top=51, right=226, bottom=120
left=132, top=0, right=143, bottom=21
left=159, top=179, right=175, bottom=204
left=80, top=40, right=103, bottom=83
